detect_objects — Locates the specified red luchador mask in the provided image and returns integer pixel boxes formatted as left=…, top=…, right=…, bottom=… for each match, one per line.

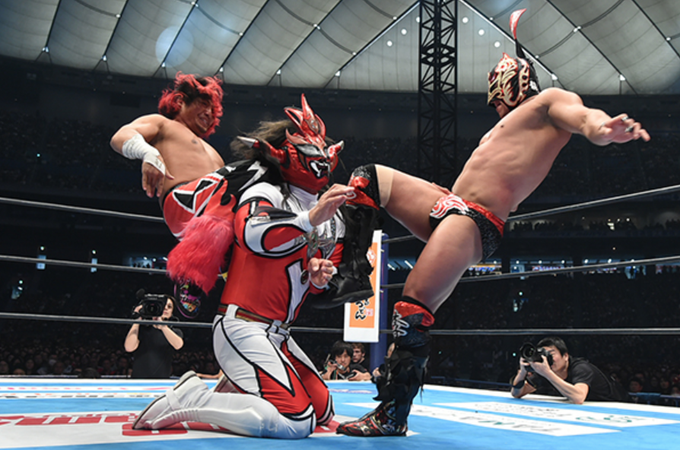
left=270, top=95, right=343, bottom=193
left=238, top=95, right=343, bottom=194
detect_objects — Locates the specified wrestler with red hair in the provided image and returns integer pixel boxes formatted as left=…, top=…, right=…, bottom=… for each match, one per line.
left=111, top=72, right=224, bottom=201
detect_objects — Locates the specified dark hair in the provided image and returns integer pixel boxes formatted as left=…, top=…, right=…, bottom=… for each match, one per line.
left=537, top=336, right=569, bottom=356
left=330, top=341, right=353, bottom=359
left=230, top=119, right=293, bottom=161
left=230, top=118, right=336, bottom=162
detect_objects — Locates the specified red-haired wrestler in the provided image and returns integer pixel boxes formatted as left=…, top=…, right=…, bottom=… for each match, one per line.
left=111, top=73, right=268, bottom=318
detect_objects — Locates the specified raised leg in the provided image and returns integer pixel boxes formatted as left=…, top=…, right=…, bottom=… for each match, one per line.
left=337, top=177, right=484, bottom=436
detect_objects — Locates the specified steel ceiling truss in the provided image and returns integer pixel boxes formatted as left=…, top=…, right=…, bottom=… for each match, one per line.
left=417, top=0, right=458, bottom=187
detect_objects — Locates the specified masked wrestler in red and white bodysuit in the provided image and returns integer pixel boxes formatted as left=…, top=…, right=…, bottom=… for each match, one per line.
left=132, top=96, right=356, bottom=439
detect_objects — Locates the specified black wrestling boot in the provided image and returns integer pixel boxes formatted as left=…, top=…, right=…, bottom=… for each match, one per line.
left=336, top=399, right=407, bottom=436
left=312, top=165, right=381, bottom=309
left=337, top=298, right=434, bottom=436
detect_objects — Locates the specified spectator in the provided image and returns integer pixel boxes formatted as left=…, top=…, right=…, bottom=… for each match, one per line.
left=511, top=336, right=630, bottom=404
left=351, top=343, right=369, bottom=371
left=124, top=296, right=184, bottom=378
left=322, top=341, right=371, bottom=381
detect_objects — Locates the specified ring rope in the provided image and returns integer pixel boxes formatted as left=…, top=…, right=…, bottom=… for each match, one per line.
left=383, top=183, right=680, bottom=244
left=0, top=255, right=166, bottom=274
left=0, top=196, right=165, bottom=223
left=507, top=183, right=680, bottom=222
left=1, top=312, right=678, bottom=336
left=380, top=255, right=680, bottom=290
left=3, top=254, right=680, bottom=286
left=3, top=184, right=678, bottom=244
left=0, top=312, right=341, bottom=333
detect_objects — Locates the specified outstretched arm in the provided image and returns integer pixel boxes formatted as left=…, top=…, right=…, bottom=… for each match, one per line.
left=546, top=88, right=650, bottom=146
left=110, top=114, right=175, bottom=198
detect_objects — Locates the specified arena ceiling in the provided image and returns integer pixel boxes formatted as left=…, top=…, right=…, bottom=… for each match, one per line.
left=1, top=0, right=680, bottom=96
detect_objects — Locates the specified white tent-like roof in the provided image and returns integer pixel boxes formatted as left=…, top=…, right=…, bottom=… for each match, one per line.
left=1, top=0, right=679, bottom=95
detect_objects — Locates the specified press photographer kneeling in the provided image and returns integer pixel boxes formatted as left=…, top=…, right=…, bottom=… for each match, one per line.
left=510, top=336, right=629, bottom=404
left=124, top=290, right=184, bottom=379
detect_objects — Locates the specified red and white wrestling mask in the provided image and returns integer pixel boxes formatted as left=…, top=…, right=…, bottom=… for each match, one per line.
left=487, top=53, right=540, bottom=110
left=268, top=95, right=343, bottom=193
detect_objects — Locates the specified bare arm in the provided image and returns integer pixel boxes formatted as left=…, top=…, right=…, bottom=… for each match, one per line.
left=124, top=323, right=140, bottom=353
left=110, top=114, right=175, bottom=197
left=110, top=114, right=165, bottom=154
left=546, top=88, right=650, bottom=146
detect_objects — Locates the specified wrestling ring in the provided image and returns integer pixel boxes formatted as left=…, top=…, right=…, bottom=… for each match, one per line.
left=1, top=186, right=680, bottom=450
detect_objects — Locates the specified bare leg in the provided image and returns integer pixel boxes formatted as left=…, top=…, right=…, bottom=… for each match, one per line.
left=338, top=166, right=484, bottom=437
left=402, top=214, right=482, bottom=313
left=375, top=165, right=444, bottom=241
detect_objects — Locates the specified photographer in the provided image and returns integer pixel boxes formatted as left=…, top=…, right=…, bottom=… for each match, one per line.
left=511, top=336, right=630, bottom=404
left=124, top=294, right=184, bottom=379
left=322, top=341, right=371, bottom=381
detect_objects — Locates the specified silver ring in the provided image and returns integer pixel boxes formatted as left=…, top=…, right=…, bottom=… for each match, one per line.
left=625, top=126, right=634, bottom=133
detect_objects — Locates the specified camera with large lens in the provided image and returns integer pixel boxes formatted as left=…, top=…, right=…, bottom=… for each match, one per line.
left=519, top=342, right=554, bottom=368
left=132, top=289, right=168, bottom=319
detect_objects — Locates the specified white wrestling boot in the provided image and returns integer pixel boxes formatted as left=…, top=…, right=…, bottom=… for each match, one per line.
left=132, top=370, right=209, bottom=430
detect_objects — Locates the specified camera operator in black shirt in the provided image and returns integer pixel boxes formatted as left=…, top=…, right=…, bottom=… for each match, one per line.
left=124, top=292, right=184, bottom=379
left=510, top=336, right=629, bottom=404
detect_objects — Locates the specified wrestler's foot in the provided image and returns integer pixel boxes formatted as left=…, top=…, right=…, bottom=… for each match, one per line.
left=173, top=281, right=203, bottom=319
left=132, top=370, right=205, bottom=430
left=332, top=272, right=374, bottom=304
left=336, top=401, right=407, bottom=437
left=312, top=272, right=374, bottom=309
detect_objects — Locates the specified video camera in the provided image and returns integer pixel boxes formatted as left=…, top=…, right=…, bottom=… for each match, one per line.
left=519, top=342, right=554, bottom=369
left=132, top=289, right=169, bottom=319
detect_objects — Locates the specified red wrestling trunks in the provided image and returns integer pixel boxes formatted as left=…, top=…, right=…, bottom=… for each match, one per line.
left=429, top=193, right=505, bottom=260
left=162, top=161, right=271, bottom=239
left=163, top=172, right=229, bottom=239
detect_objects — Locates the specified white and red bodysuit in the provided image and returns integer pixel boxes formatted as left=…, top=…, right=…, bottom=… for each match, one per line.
left=163, top=181, right=344, bottom=439
left=214, top=181, right=344, bottom=426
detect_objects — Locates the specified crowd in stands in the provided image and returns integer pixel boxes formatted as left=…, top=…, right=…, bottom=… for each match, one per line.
left=2, top=110, right=680, bottom=201
left=2, top=263, right=680, bottom=406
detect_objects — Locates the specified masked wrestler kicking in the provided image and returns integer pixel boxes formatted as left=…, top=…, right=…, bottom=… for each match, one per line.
left=132, top=96, right=359, bottom=439
left=335, top=9, right=650, bottom=436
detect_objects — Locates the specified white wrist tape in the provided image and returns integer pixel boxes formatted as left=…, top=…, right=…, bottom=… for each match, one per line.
left=122, top=133, right=166, bottom=175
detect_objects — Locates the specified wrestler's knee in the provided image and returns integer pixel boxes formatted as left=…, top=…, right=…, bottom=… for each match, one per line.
left=374, top=164, right=393, bottom=207
left=268, top=408, right=316, bottom=439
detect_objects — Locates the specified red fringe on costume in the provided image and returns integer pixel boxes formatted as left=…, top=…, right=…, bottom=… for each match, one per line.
left=167, top=214, right=234, bottom=294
